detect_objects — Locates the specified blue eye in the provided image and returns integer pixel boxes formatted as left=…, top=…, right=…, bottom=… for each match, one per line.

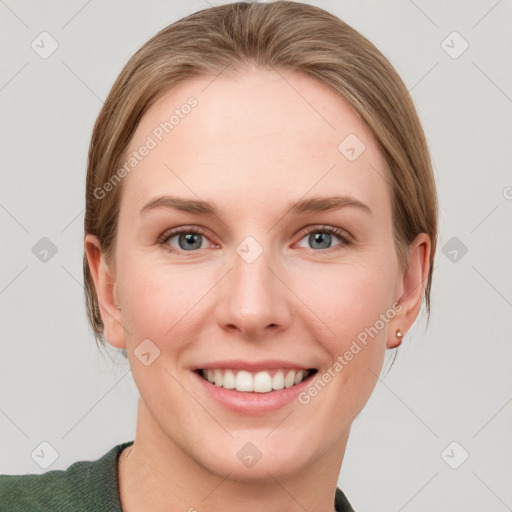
left=295, top=226, right=351, bottom=252
left=158, top=225, right=351, bottom=254
left=160, top=228, right=211, bottom=252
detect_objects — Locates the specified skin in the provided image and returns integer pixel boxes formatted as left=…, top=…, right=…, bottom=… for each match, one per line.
left=85, top=66, right=430, bottom=512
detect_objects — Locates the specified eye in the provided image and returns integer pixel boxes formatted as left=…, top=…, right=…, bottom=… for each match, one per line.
left=295, top=225, right=351, bottom=252
left=157, top=225, right=351, bottom=255
left=158, top=226, right=214, bottom=253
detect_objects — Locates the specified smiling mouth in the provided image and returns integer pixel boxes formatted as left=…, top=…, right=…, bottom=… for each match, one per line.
left=195, top=368, right=318, bottom=393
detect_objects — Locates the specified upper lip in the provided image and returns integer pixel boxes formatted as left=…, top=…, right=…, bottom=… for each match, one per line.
left=192, top=359, right=316, bottom=372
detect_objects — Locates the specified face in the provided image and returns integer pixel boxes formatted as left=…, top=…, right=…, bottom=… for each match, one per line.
left=87, top=66, right=428, bottom=481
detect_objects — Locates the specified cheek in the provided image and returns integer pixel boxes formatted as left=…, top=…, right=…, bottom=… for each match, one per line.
left=118, top=249, right=216, bottom=352
left=293, top=258, right=396, bottom=345
left=292, top=259, right=393, bottom=407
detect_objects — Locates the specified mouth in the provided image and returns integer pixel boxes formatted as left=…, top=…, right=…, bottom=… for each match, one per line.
left=194, top=367, right=318, bottom=393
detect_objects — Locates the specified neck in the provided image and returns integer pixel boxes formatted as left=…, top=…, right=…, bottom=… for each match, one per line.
left=118, top=398, right=349, bottom=512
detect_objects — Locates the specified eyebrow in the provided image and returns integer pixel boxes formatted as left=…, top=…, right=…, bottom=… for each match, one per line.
left=139, top=194, right=372, bottom=217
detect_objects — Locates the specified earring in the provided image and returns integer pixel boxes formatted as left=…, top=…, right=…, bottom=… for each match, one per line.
left=116, top=304, right=121, bottom=310
left=396, top=329, right=403, bottom=339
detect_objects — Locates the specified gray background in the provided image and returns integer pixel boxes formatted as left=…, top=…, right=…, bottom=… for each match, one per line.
left=1, top=1, right=511, bottom=510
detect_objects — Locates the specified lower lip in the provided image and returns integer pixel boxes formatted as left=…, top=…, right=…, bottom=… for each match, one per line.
left=192, top=370, right=317, bottom=415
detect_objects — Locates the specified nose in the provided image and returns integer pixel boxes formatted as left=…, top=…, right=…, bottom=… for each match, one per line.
left=215, top=244, right=292, bottom=340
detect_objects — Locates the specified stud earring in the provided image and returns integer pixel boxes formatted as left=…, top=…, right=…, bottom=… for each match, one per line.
left=396, top=329, right=403, bottom=339
left=116, top=304, right=121, bottom=310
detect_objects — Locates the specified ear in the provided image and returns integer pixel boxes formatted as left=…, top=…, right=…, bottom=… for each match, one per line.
left=84, top=234, right=126, bottom=350
left=387, top=233, right=431, bottom=349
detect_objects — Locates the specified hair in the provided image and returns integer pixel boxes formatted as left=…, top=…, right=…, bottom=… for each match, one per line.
left=84, top=0, right=438, bottom=350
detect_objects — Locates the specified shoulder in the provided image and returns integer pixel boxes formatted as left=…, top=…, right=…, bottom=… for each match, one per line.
left=335, top=486, right=356, bottom=512
left=0, top=441, right=133, bottom=512
left=0, top=465, right=84, bottom=510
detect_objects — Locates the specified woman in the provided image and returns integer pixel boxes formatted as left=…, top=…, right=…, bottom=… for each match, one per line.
left=0, top=1, right=437, bottom=510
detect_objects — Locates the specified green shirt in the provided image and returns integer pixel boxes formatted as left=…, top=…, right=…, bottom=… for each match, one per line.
left=0, top=441, right=355, bottom=511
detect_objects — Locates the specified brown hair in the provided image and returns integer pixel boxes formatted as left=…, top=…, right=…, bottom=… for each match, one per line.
left=84, top=0, right=438, bottom=349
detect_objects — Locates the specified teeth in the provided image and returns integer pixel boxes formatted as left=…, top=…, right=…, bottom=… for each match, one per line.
left=294, top=370, right=306, bottom=385
left=272, top=371, right=284, bottom=390
left=285, top=370, right=296, bottom=388
left=236, top=370, right=254, bottom=392
left=201, top=368, right=310, bottom=393
left=222, top=369, right=236, bottom=389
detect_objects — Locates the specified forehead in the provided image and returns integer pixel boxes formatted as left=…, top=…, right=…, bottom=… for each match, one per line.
left=120, top=68, right=391, bottom=218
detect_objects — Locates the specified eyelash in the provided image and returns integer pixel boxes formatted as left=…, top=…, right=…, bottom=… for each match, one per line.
left=157, top=225, right=352, bottom=255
